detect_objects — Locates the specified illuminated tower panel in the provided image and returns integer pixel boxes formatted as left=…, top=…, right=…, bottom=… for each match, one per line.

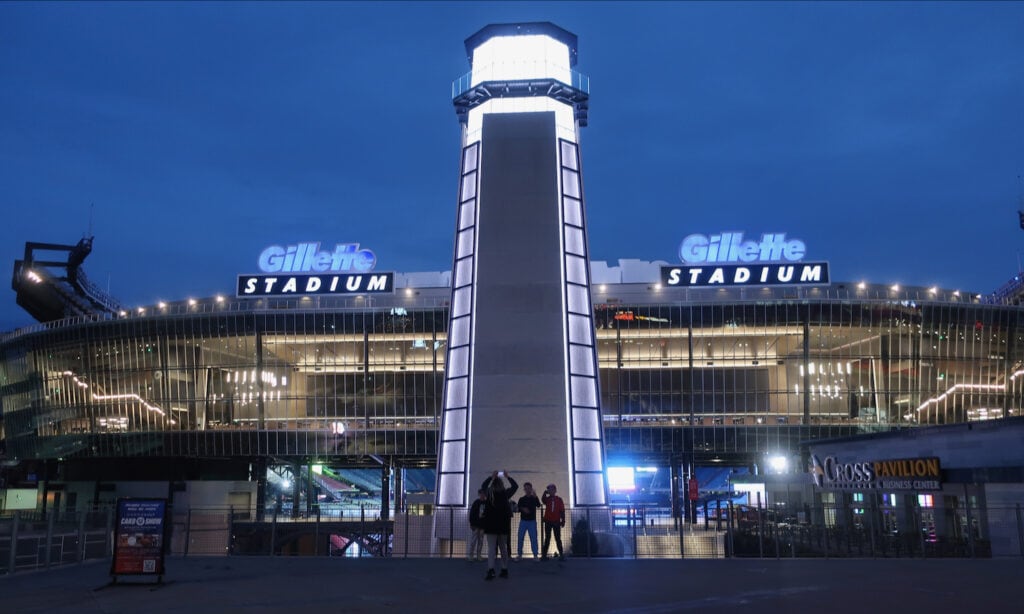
left=436, top=23, right=606, bottom=509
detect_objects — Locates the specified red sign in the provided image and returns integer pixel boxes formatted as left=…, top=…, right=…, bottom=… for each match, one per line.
left=688, top=478, right=699, bottom=501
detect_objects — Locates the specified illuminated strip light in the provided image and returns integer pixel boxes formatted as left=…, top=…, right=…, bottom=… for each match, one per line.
left=61, top=370, right=172, bottom=420
left=915, top=383, right=1005, bottom=413
left=92, top=392, right=167, bottom=416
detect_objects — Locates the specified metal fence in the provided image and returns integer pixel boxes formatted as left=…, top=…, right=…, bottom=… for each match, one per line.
left=4, top=501, right=1023, bottom=574
left=220, top=501, right=1024, bottom=560
left=0, top=509, right=114, bottom=574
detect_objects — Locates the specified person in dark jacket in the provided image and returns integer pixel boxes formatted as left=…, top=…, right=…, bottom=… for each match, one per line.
left=467, top=488, right=486, bottom=561
left=515, top=482, right=542, bottom=560
left=480, top=470, right=518, bottom=580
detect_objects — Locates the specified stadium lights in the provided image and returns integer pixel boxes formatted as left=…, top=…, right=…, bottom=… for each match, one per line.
left=929, top=287, right=937, bottom=294
left=890, top=284, right=900, bottom=292
left=857, top=282, right=866, bottom=290
left=188, top=299, right=197, bottom=306
left=215, top=295, right=225, bottom=303
left=26, top=270, right=43, bottom=283
left=158, top=302, right=167, bottom=309
left=767, top=455, right=788, bottom=473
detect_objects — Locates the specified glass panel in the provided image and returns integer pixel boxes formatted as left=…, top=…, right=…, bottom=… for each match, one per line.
left=463, top=143, right=479, bottom=173
left=440, top=440, right=465, bottom=472
left=441, top=408, right=467, bottom=441
left=572, top=407, right=600, bottom=439
left=456, top=228, right=475, bottom=260
left=571, top=375, right=597, bottom=407
left=447, top=346, right=470, bottom=377
left=567, top=284, right=589, bottom=315
left=566, top=254, right=587, bottom=285
left=438, top=472, right=465, bottom=506
left=568, top=314, right=592, bottom=346
left=450, top=317, right=470, bottom=348
left=455, top=256, right=474, bottom=289
left=560, top=140, right=578, bottom=170
left=445, top=377, right=468, bottom=409
left=570, top=345, right=594, bottom=376
left=561, top=168, right=580, bottom=198
left=573, top=440, right=602, bottom=471
left=563, top=197, right=582, bottom=227
left=452, top=286, right=472, bottom=318
left=564, top=226, right=585, bottom=256
left=575, top=473, right=606, bottom=506
left=461, top=171, right=477, bottom=201
left=459, top=200, right=476, bottom=230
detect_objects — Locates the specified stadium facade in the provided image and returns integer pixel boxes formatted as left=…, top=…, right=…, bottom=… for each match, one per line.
left=3, top=272, right=1021, bottom=514
left=2, top=23, right=1023, bottom=522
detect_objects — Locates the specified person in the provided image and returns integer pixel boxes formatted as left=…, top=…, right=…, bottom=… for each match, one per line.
left=541, top=482, right=565, bottom=561
left=507, top=497, right=515, bottom=558
left=480, top=470, right=517, bottom=580
left=515, top=482, right=542, bottom=560
left=467, top=488, right=486, bottom=562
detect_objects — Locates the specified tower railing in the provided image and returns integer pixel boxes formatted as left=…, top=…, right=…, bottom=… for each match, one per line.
left=452, top=62, right=590, bottom=99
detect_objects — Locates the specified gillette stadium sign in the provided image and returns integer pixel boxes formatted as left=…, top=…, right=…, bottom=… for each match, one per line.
left=237, top=242, right=394, bottom=297
left=661, top=232, right=830, bottom=288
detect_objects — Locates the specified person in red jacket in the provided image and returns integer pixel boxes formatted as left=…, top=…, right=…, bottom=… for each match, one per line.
left=540, top=483, right=566, bottom=561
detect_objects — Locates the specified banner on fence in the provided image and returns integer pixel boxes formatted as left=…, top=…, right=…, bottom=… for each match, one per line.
left=111, top=498, right=167, bottom=577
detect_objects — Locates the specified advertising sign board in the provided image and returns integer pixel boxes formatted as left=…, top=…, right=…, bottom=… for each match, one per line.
left=111, top=498, right=167, bottom=578
left=809, top=455, right=942, bottom=491
left=665, top=231, right=830, bottom=288
left=238, top=242, right=394, bottom=297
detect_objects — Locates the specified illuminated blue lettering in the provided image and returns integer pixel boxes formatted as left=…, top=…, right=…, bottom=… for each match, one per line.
left=679, top=232, right=807, bottom=264
left=680, top=235, right=709, bottom=263
left=259, top=246, right=286, bottom=272
left=258, top=243, right=378, bottom=273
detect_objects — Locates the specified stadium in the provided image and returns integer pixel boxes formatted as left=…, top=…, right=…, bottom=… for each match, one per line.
left=2, top=23, right=1023, bottom=560
left=3, top=249, right=1021, bottom=514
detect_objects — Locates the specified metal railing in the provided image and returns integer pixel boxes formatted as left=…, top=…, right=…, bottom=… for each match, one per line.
left=4, top=500, right=1022, bottom=573
left=0, top=509, right=114, bottom=574
left=452, top=62, right=590, bottom=99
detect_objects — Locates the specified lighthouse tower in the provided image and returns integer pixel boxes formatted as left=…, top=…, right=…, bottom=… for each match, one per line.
left=435, top=23, right=608, bottom=511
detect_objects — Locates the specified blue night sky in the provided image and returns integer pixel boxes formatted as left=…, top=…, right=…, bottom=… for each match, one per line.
left=2, top=1, right=1023, bottom=332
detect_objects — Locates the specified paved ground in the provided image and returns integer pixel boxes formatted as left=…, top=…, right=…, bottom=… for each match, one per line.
left=2, top=555, right=1021, bottom=613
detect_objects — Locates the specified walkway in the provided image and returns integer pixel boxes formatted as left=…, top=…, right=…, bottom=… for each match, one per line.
left=2, top=555, right=1020, bottom=613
